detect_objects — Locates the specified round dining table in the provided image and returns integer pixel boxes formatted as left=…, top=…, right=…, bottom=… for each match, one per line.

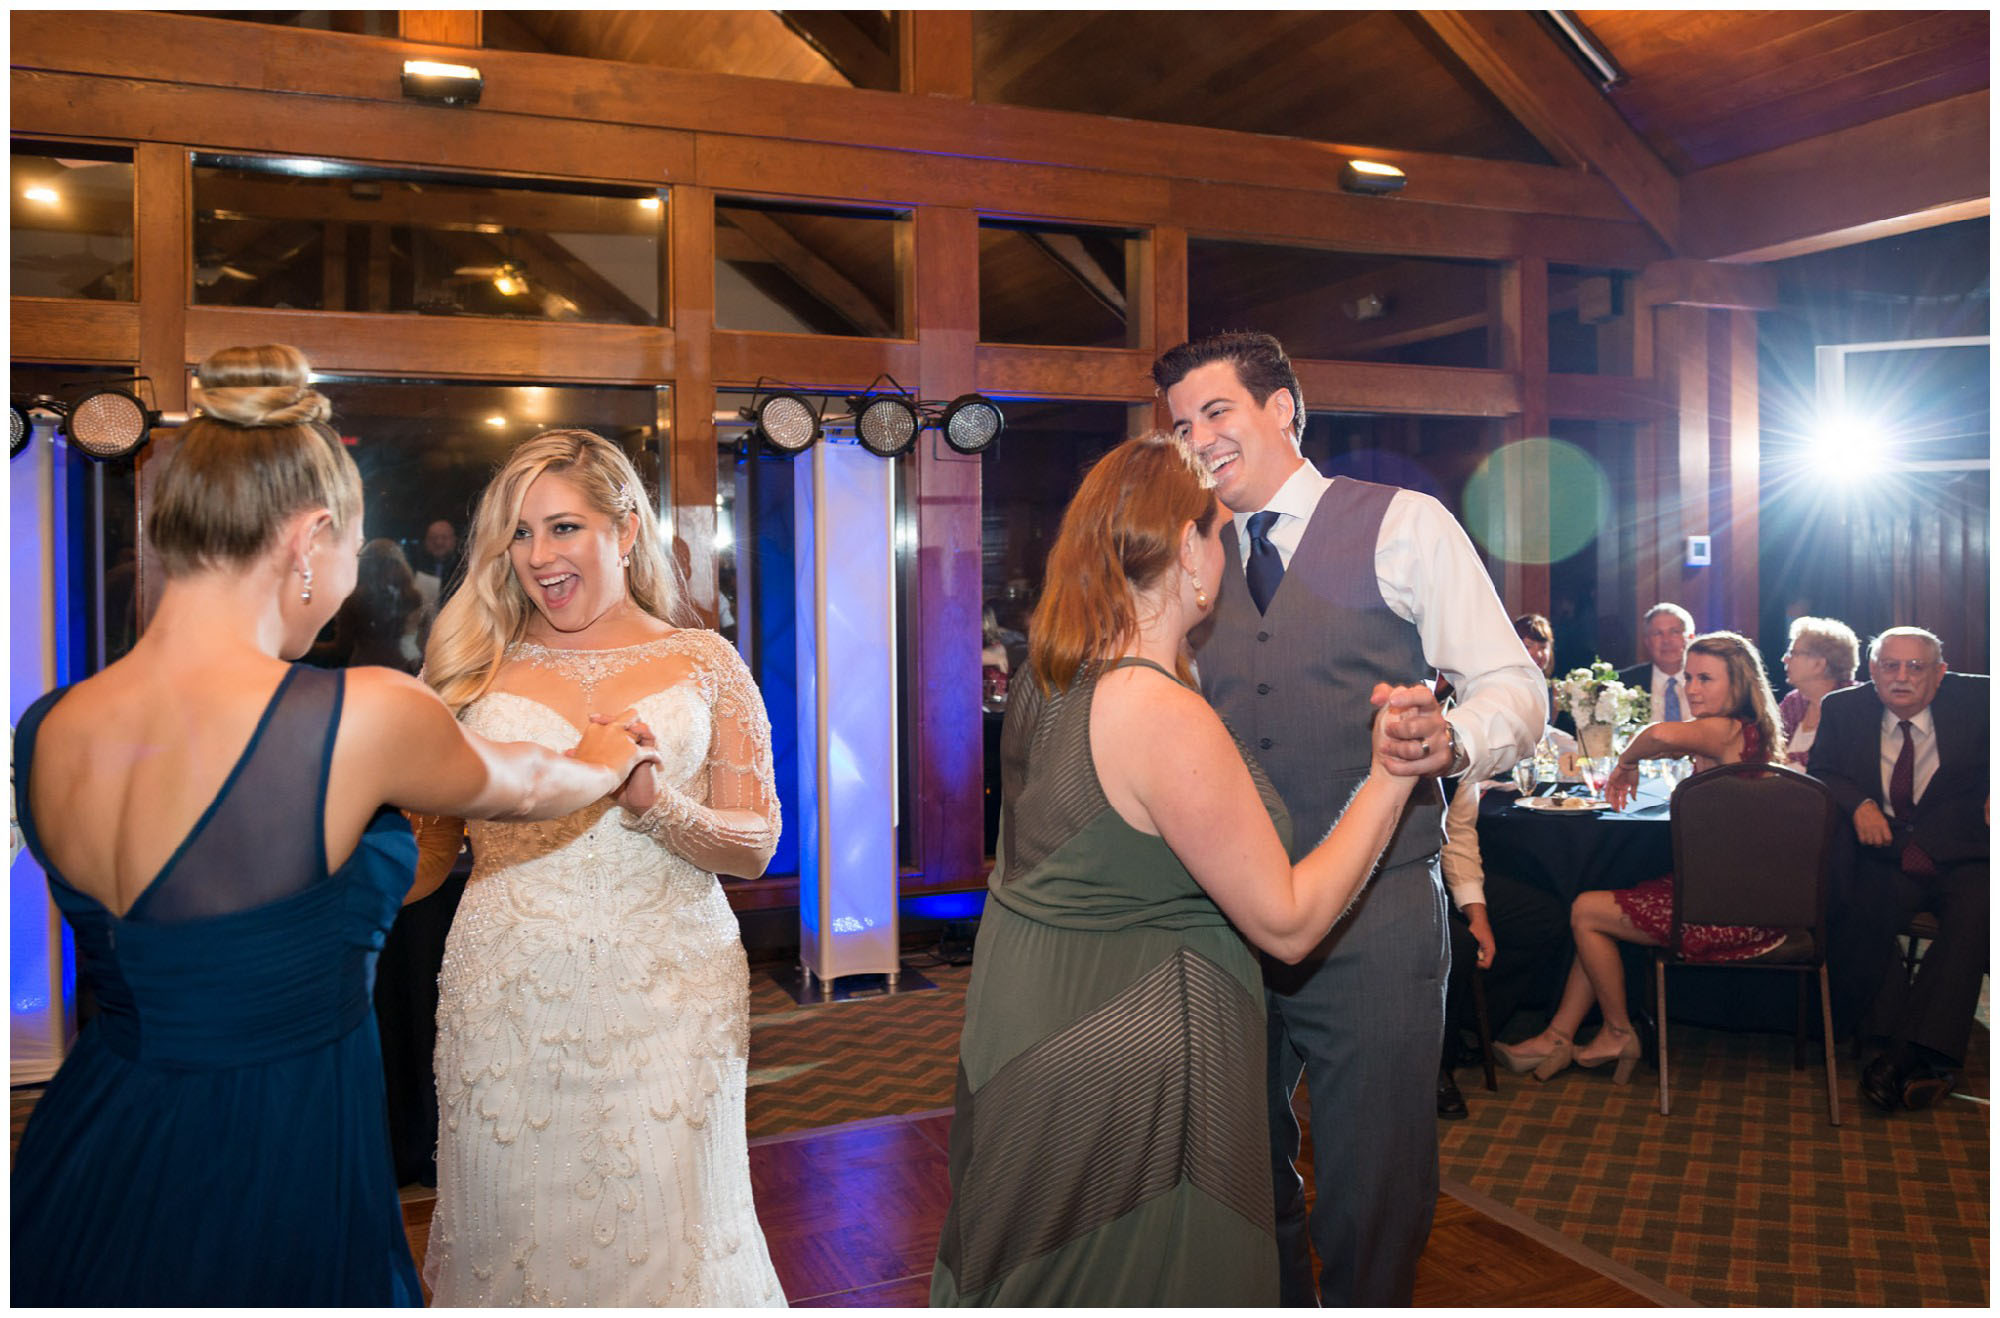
left=1472, top=778, right=1799, bottom=1032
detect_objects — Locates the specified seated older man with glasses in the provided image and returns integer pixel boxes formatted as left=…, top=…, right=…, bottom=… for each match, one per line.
left=1808, top=627, right=1989, bottom=1114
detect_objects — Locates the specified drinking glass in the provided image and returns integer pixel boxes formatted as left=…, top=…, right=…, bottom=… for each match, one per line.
left=1512, top=758, right=1537, bottom=795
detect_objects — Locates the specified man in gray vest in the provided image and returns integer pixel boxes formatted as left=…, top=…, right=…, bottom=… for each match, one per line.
left=1156, top=332, right=1544, bottom=1305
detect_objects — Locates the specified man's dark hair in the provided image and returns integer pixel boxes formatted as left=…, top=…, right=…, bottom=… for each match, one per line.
left=1150, top=331, right=1306, bottom=439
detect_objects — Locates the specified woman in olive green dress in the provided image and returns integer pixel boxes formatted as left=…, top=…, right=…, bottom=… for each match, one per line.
left=930, top=433, right=1426, bottom=1305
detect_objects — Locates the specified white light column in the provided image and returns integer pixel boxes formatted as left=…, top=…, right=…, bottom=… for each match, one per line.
left=794, top=440, right=900, bottom=988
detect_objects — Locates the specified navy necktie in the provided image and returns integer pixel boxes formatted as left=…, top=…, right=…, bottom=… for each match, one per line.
left=1245, top=511, right=1284, bottom=615
left=1662, top=676, right=1681, bottom=721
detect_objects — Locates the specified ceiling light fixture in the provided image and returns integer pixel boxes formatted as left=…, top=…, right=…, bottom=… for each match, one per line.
left=1543, top=11, right=1627, bottom=89
left=1339, top=159, right=1406, bottom=196
left=638, top=196, right=662, bottom=211
left=401, top=59, right=484, bottom=107
left=23, top=185, right=60, bottom=205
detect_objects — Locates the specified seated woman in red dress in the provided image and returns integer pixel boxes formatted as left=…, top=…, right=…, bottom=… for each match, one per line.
left=1494, top=631, right=1787, bottom=1083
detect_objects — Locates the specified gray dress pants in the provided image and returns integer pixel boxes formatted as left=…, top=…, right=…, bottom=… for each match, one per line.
left=1265, top=852, right=1448, bottom=1306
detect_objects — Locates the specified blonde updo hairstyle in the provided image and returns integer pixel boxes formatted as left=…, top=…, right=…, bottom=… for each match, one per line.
left=424, top=428, right=690, bottom=713
left=149, top=344, right=359, bottom=576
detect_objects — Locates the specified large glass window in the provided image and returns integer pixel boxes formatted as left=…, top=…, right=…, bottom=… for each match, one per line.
left=192, top=155, right=665, bottom=324
left=715, top=200, right=907, bottom=338
left=11, top=143, right=135, bottom=302
left=302, top=378, right=669, bottom=672
left=979, top=400, right=1128, bottom=855
left=978, top=220, right=1140, bottom=348
left=1189, top=239, right=1499, bottom=368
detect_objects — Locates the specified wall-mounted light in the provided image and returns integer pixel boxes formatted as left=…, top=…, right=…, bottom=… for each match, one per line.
left=1339, top=159, right=1406, bottom=195
left=22, top=185, right=59, bottom=206
left=940, top=395, right=1005, bottom=454
left=748, top=391, right=823, bottom=455
left=638, top=196, right=662, bottom=212
left=402, top=59, right=484, bottom=107
left=11, top=398, right=62, bottom=458
left=850, top=391, right=921, bottom=458
left=65, top=385, right=157, bottom=462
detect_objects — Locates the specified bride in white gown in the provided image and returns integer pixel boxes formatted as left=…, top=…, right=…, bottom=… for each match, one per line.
left=411, top=429, right=785, bottom=1306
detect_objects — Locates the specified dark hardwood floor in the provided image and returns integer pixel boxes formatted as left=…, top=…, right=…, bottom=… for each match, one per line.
left=398, top=1107, right=1658, bottom=1306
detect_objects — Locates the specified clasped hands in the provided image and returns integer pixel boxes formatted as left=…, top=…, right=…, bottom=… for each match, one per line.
left=1369, top=682, right=1455, bottom=778
left=571, top=710, right=664, bottom=814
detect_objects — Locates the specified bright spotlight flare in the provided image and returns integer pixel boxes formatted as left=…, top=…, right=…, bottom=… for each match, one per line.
left=1810, top=410, right=1887, bottom=478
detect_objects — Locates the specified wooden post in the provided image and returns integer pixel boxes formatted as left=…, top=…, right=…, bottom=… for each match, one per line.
left=899, top=11, right=974, bottom=99
left=669, top=185, right=718, bottom=623
left=133, top=143, right=190, bottom=629
left=1139, top=224, right=1188, bottom=433
left=398, top=12, right=482, bottom=47
left=909, top=204, right=983, bottom=887
left=1713, top=309, right=1760, bottom=634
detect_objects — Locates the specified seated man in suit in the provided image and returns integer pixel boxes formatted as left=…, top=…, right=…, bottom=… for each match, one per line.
left=1808, top=626, right=1989, bottom=1113
left=1617, top=602, right=1698, bottom=723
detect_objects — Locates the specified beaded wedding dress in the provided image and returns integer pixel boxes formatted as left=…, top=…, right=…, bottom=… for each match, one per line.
left=422, top=630, right=786, bottom=1306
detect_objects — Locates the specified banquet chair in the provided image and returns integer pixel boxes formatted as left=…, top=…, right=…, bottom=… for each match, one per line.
left=1654, top=762, right=1843, bottom=1125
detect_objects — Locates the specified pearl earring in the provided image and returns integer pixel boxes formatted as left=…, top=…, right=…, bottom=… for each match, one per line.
left=620, top=553, right=631, bottom=569
left=1192, top=573, right=1208, bottom=610
left=300, top=564, right=314, bottom=605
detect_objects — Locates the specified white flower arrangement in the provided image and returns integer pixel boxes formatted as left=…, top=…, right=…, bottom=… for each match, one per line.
left=1553, top=660, right=1650, bottom=731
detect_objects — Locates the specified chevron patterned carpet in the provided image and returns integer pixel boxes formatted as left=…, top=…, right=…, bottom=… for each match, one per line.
left=745, top=958, right=967, bottom=1139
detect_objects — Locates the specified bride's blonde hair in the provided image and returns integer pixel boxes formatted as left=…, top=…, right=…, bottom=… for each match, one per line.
left=424, top=429, right=691, bottom=712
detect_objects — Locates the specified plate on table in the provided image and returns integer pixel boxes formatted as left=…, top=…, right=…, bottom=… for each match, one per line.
left=1514, top=795, right=1614, bottom=813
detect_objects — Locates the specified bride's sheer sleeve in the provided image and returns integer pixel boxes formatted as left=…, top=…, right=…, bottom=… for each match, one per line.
left=619, top=635, right=781, bottom=879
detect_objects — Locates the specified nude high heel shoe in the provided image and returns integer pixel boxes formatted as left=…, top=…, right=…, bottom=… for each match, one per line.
left=1493, top=1034, right=1573, bottom=1081
left=1576, top=1026, right=1642, bottom=1084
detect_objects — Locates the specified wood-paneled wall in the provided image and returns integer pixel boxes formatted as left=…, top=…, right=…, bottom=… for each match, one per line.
left=7, top=11, right=1816, bottom=883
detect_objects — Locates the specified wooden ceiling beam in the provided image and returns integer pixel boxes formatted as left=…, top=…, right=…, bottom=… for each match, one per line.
left=398, top=12, right=480, bottom=48
left=1024, top=232, right=1127, bottom=316
left=778, top=11, right=896, bottom=92
left=1679, top=91, right=1990, bottom=263
left=1417, top=10, right=1681, bottom=251
left=9, top=10, right=1641, bottom=228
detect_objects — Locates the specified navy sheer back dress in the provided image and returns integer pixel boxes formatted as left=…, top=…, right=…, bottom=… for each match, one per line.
left=11, top=665, right=423, bottom=1305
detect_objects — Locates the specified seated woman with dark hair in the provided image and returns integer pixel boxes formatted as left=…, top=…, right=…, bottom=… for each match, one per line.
left=1494, top=631, right=1787, bottom=1083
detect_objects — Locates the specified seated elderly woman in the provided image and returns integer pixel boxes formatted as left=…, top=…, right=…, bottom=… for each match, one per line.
left=1494, top=631, right=1787, bottom=1082
left=1777, top=615, right=1859, bottom=767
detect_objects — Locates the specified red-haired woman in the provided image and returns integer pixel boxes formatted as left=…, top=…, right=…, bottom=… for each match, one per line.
left=929, top=433, right=1428, bottom=1306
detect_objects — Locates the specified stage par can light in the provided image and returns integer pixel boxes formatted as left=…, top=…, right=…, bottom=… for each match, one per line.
left=10, top=404, right=30, bottom=458
left=64, top=387, right=155, bottom=461
left=755, top=392, right=822, bottom=455
left=854, top=394, right=920, bottom=458
left=941, top=395, right=1005, bottom=454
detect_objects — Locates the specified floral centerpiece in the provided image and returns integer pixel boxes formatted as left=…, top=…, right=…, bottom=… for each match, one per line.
left=1553, top=660, right=1650, bottom=759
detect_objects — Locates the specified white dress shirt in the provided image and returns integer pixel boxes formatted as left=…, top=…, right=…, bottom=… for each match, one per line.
left=1233, top=462, right=1546, bottom=782
left=1876, top=704, right=1940, bottom=818
left=1647, top=667, right=1696, bottom=722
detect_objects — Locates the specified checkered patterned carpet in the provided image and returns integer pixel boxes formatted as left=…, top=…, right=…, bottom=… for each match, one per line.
left=1439, top=1019, right=1989, bottom=1306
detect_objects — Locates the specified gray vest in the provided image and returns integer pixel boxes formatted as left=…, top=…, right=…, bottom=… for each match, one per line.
left=1194, top=477, right=1444, bottom=870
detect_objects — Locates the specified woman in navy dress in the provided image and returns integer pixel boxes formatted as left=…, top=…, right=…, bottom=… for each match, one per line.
left=10, top=344, right=654, bottom=1306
